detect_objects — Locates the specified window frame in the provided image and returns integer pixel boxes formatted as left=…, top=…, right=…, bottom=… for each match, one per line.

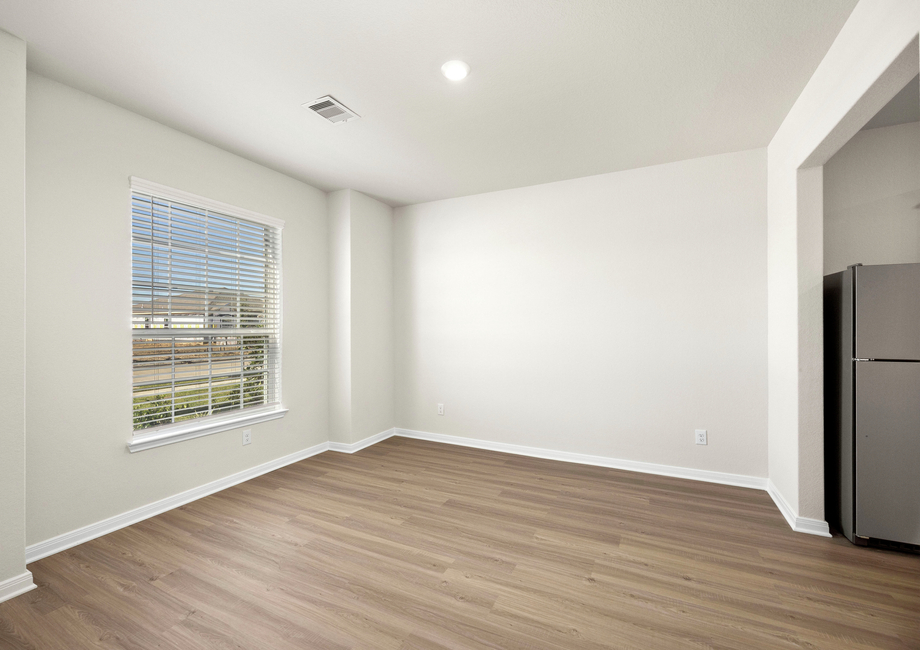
left=127, top=177, right=286, bottom=453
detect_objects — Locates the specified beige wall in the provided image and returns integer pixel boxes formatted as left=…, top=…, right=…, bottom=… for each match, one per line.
left=394, top=148, right=768, bottom=477
left=824, top=121, right=920, bottom=274
left=349, top=191, right=395, bottom=441
left=327, top=189, right=394, bottom=444
left=0, top=30, right=29, bottom=588
left=25, top=74, right=329, bottom=546
left=328, top=189, right=353, bottom=443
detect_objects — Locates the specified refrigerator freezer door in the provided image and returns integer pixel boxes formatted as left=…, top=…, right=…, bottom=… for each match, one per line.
left=855, top=361, right=920, bottom=545
left=856, top=263, right=920, bottom=360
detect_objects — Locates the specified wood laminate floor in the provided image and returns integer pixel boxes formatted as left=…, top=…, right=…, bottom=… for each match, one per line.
left=0, top=437, right=917, bottom=649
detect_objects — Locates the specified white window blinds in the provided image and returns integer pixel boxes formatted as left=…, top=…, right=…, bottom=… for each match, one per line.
left=130, top=179, right=282, bottom=432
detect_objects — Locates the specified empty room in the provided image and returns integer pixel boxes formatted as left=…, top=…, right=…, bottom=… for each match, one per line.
left=0, top=1, right=918, bottom=648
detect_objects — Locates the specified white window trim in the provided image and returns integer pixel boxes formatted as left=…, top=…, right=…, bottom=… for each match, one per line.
left=128, top=176, right=286, bottom=453
left=129, top=177, right=286, bottom=230
left=127, top=405, right=289, bottom=453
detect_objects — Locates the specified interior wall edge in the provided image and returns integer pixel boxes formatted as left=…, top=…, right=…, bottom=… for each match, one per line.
left=0, top=572, right=35, bottom=606
left=0, top=27, right=28, bottom=586
left=328, top=427, right=396, bottom=454
left=767, top=479, right=832, bottom=537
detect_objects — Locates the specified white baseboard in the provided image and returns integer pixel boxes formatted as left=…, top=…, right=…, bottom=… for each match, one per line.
left=394, top=428, right=768, bottom=490
left=24, top=428, right=828, bottom=565
left=767, top=480, right=831, bottom=537
left=25, top=442, right=331, bottom=564
left=0, top=571, right=36, bottom=604
left=397, top=428, right=836, bottom=536
left=328, top=428, right=396, bottom=454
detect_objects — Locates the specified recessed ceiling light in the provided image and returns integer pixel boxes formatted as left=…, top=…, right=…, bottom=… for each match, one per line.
left=441, top=60, right=470, bottom=81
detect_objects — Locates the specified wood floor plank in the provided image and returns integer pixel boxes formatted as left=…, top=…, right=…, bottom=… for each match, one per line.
left=1, top=437, right=917, bottom=649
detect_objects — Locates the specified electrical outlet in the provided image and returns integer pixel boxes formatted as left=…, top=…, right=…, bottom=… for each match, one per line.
left=437, top=403, right=444, bottom=416
left=243, top=429, right=252, bottom=446
left=695, top=429, right=707, bottom=445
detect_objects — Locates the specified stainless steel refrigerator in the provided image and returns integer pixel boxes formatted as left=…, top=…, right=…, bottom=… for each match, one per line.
left=825, top=263, right=920, bottom=547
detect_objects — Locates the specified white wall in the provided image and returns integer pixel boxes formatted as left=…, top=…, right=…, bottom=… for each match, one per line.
left=349, top=191, right=395, bottom=441
left=0, top=30, right=30, bottom=590
left=767, top=0, right=918, bottom=523
left=824, top=121, right=920, bottom=274
left=25, top=74, right=329, bottom=546
left=394, top=149, right=768, bottom=477
left=328, top=189, right=352, bottom=443
left=327, top=189, right=394, bottom=444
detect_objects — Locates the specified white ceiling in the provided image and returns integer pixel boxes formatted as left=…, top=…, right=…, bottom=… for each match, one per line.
left=0, top=0, right=859, bottom=206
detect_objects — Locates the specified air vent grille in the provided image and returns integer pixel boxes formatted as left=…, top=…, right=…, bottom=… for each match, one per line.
left=303, top=96, right=360, bottom=124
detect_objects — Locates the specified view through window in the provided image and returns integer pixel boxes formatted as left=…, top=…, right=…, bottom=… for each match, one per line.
left=130, top=182, right=282, bottom=431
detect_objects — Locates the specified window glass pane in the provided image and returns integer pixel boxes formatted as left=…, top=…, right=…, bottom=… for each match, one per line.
left=131, top=189, right=281, bottom=431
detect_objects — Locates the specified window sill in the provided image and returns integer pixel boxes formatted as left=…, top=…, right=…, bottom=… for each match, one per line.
left=127, top=406, right=288, bottom=453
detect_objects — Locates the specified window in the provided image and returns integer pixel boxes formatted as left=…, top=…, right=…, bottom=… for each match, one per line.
left=129, top=178, right=285, bottom=452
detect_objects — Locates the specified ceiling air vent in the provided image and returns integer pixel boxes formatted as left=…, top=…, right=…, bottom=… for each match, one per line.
left=303, top=95, right=360, bottom=124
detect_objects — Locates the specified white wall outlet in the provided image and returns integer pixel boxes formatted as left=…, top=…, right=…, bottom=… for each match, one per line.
left=695, top=429, right=707, bottom=445
left=242, top=429, right=252, bottom=446
left=437, top=403, right=444, bottom=415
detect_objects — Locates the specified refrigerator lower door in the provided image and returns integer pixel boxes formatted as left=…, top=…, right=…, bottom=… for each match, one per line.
left=855, top=361, right=920, bottom=545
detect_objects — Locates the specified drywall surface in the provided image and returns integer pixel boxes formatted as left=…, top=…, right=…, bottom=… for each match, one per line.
left=327, top=189, right=394, bottom=444
left=25, top=73, right=329, bottom=546
left=394, top=149, right=768, bottom=477
left=328, top=189, right=352, bottom=444
left=824, top=121, right=920, bottom=274
left=767, top=0, right=918, bottom=521
left=0, top=30, right=28, bottom=586
left=349, top=191, right=394, bottom=441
